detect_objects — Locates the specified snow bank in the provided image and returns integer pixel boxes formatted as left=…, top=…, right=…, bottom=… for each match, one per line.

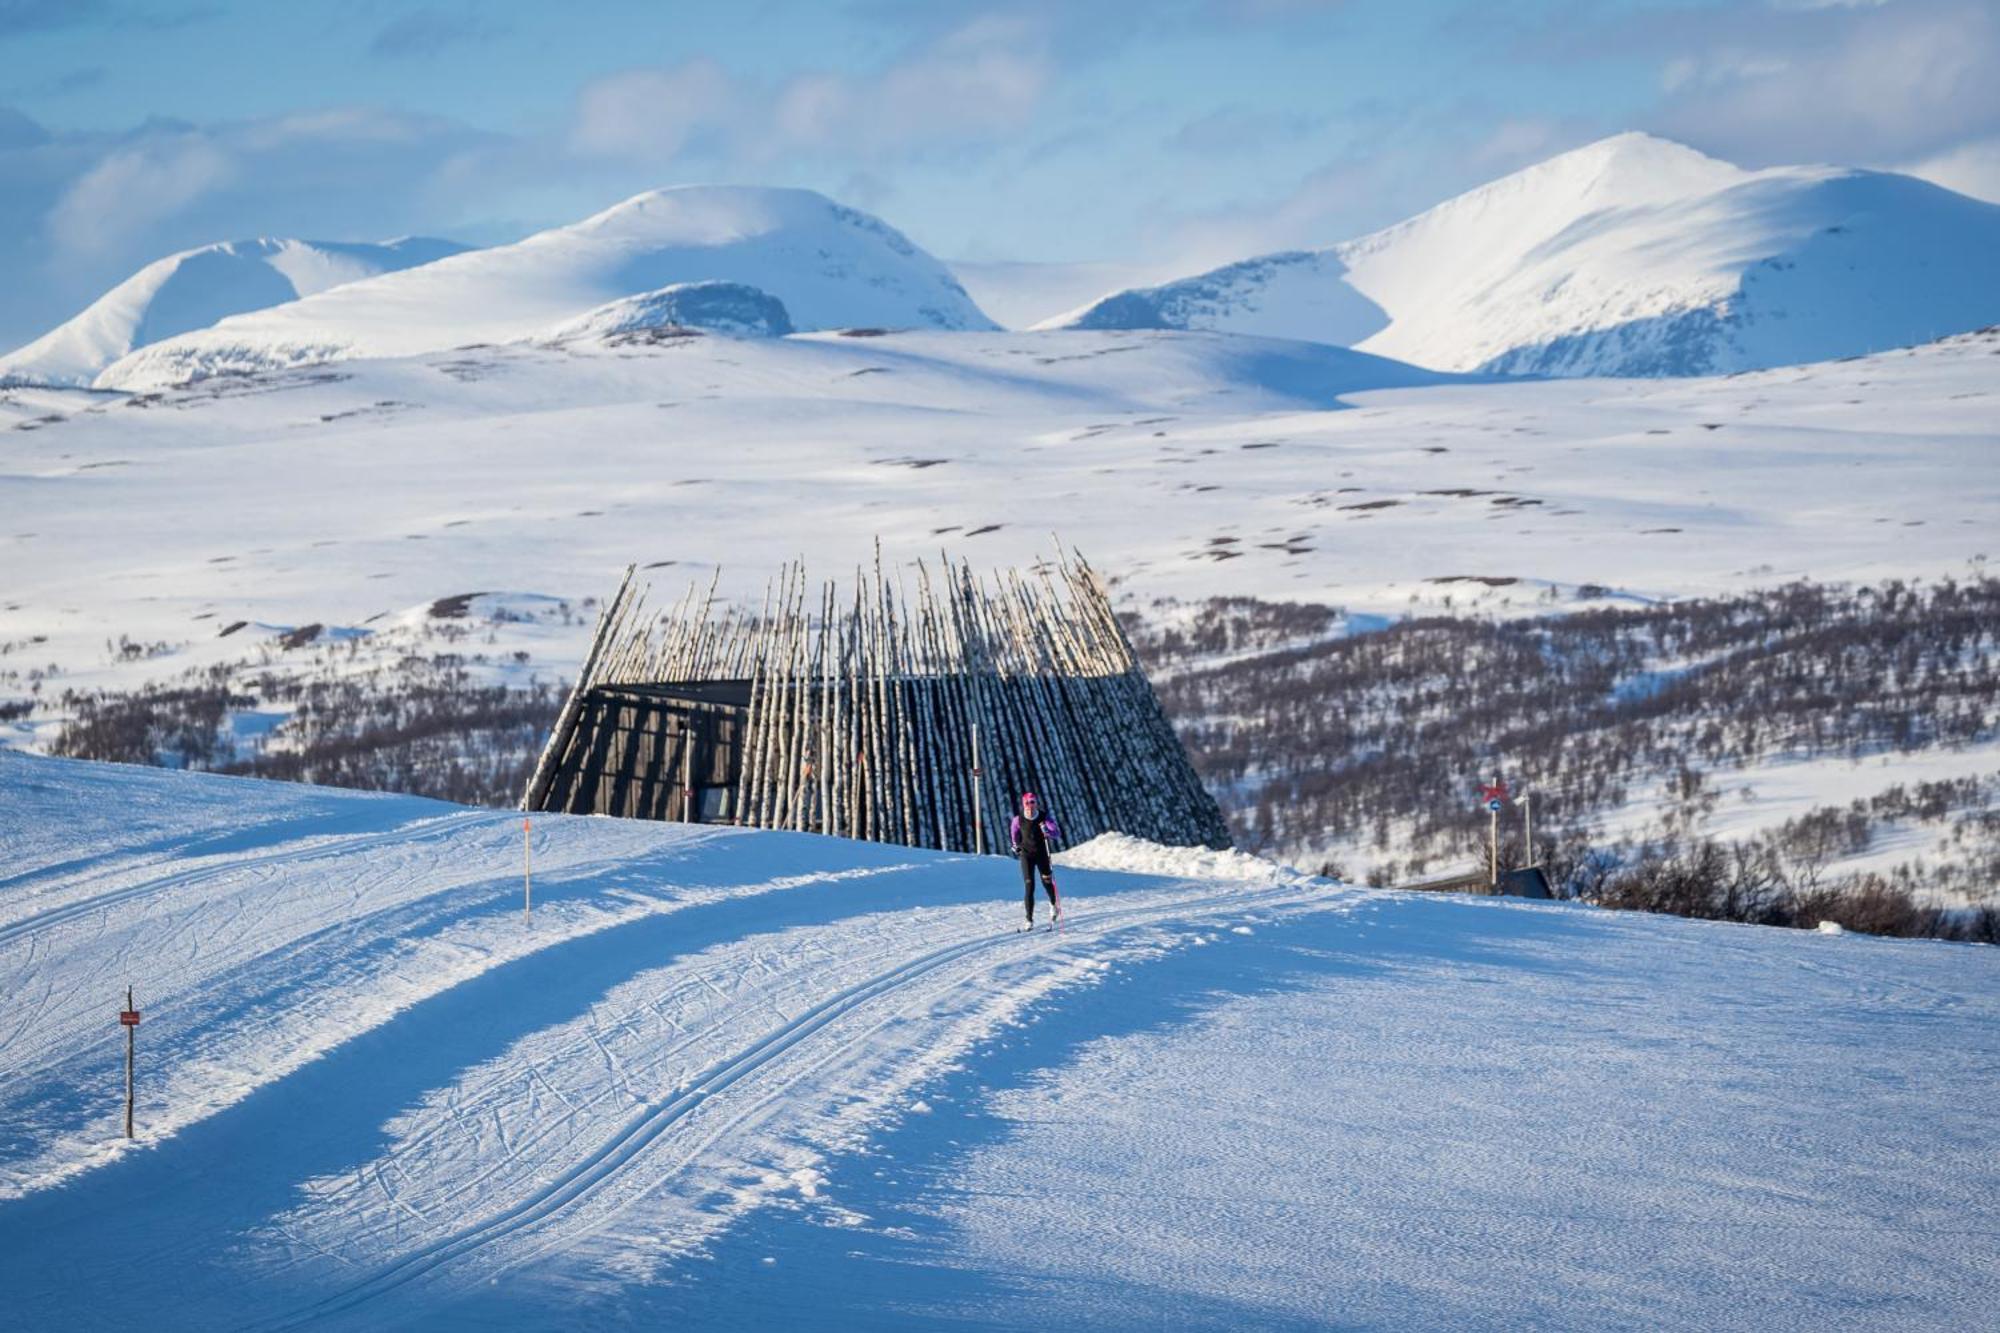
left=1058, top=831, right=1323, bottom=886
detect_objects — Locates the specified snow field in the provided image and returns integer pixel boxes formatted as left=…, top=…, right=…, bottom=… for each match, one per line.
left=4, top=325, right=1993, bottom=728
left=939, top=893, right=2000, bottom=1330
left=1, top=756, right=1994, bottom=1328
left=0, top=752, right=1344, bottom=1328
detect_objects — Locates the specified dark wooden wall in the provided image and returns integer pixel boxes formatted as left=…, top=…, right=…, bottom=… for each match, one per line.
left=534, top=686, right=744, bottom=822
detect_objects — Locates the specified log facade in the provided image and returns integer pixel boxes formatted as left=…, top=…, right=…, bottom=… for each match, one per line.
left=522, top=550, right=1230, bottom=852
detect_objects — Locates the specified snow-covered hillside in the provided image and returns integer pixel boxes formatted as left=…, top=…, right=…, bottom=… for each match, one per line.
left=6, top=322, right=1993, bottom=891
left=0, top=237, right=466, bottom=388
left=1, top=752, right=1993, bottom=1328
left=99, top=187, right=996, bottom=389
left=3, top=325, right=1992, bottom=744
left=1043, top=133, right=2000, bottom=376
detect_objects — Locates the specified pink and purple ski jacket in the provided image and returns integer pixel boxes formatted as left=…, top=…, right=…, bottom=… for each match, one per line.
left=1010, top=812, right=1062, bottom=860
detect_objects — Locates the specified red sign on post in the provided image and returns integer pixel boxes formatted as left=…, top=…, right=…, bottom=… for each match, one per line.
left=1480, top=780, right=1509, bottom=803
left=120, top=1010, right=141, bottom=1026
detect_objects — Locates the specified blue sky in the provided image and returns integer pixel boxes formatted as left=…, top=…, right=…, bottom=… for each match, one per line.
left=3, top=0, right=1997, bottom=347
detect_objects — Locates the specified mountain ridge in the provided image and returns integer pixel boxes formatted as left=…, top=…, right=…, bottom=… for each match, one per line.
left=98, top=185, right=996, bottom=389
left=1041, top=132, right=2000, bottom=376
left=0, top=236, right=467, bottom=387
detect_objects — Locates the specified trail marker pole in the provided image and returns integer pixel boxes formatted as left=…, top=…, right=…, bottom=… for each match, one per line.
left=971, top=724, right=984, bottom=856
left=119, top=987, right=140, bottom=1139
left=1480, top=778, right=1509, bottom=889
left=1523, top=793, right=1534, bottom=867
left=682, top=729, right=695, bottom=824
left=523, top=819, right=532, bottom=925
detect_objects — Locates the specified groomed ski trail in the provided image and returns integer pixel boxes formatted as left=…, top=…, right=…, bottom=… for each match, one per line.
left=258, top=875, right=1341, bottom=1327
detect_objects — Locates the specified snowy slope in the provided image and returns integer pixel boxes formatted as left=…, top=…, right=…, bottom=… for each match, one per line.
left=0, top=237, right=466, bottom=387
left=1042, top=133, right=2000, bottom=376
left=100, top=187, right=996, bottom=388
left=1, top=752, right=1993, bottom=1329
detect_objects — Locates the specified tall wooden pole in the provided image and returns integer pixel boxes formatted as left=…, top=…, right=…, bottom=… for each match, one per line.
left=523, top=819, right=532, bottom=924
left=1523, top=793, right=1534, bottom=868
left=972, top=723, right=984, bottom=855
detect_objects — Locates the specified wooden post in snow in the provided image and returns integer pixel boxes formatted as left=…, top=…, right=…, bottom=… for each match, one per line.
left=120, top=986, right=139, bottom=1139
left=972, top=722, right=984, bottom=855
left=523, top=818, right=532, bottom=924
left=1490, top=801, right=1500, bottom=888
left=1523, top=793, right=1534, bottom=868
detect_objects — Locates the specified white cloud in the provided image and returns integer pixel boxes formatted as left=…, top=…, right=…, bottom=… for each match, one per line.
left=1903, top=135, right=2000, bottom=202
left=1653, top=0, right=2000, bottom=165
left=0, top=105, right=513, bottom=351
left=566, top=16, right=1051, bottom=164
left=569, top=60, right=736, bottom=161
left=47, top=132, right=235, bottom=257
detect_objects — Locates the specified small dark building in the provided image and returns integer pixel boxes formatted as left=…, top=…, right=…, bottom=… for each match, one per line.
left=523, top=551, right=1231, bottom=854
left=530, top=679, right=750, bottom=823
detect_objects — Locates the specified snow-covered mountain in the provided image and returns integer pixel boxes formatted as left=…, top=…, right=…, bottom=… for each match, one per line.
left=100, top=186, right=996, bottom=389
left=0, top=237, right=467, bottom=387
left=1041, top=133, right=2000, bottom=376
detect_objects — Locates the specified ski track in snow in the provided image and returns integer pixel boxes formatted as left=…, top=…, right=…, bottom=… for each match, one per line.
left=0, top=752, right=1337, bottom=1329
left=1, top=756, right=1995, bottom=1329
left=263, top=879, right=1339, bottom=1327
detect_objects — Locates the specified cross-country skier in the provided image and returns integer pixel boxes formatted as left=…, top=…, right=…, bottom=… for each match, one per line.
left=1011, top=792, right=1062, bottom=930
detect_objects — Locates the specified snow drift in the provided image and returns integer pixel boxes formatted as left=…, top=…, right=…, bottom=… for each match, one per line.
left=1041, top=133, right=2000, bottom=377
left=100, top=186, right=996, bottom=388
left=0, top=237, right=467, bottom=388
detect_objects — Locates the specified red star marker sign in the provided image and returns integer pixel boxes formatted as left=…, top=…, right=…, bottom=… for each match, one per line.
left=1480, top=780, right=1509, bottom=804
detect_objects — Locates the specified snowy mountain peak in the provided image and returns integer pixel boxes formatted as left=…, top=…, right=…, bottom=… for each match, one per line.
left=1045, top=134, right=2000, bottom=377
left=565, top=184, right=916, bottom=257
left=98, top=185, right=995, bottom=389
left=0, top=236, right=467, bottom=388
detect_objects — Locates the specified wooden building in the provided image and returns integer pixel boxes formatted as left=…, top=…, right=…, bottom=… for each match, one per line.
left=521, top=550, right=1230, bottom=853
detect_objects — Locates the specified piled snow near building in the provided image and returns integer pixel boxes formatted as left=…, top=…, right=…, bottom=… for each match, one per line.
left=1042, top=132, right=2000, bottom=376
left=98, top=186, right=995, bottom=388
left=0, top=237, right=467, bottom=387
left=1059, top=831, right=1323, bottom=887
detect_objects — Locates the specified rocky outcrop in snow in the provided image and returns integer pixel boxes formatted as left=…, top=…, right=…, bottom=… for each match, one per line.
left=549, top=281, right=795, bottom=341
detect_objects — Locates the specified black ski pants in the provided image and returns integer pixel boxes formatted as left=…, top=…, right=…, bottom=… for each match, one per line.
left=1021, top=851, right=1057, bottom=919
